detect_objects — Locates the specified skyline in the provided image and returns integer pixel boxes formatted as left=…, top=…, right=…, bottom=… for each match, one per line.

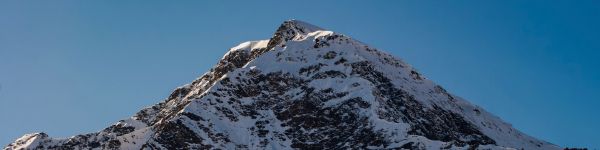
left=1, top=1, right=599, bottom=148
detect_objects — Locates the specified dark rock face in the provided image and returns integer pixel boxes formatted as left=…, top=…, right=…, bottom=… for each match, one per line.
left=266, top=20, right=306, bottom=51
left=154, top=120, right=208, bottom=150
left=278, top=96, right=387, bottom=149
left=349, top=61, right=496, bottom=146
left=209, top=69, right=389, bottom=149
left=103, top=124, right=135, bottom=136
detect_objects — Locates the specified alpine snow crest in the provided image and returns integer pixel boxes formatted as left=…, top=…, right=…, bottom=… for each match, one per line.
left=5, top=20, right=560, bottom=150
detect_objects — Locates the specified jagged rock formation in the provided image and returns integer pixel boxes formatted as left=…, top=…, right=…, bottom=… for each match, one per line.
left=4, top=20, right=560, bottom=150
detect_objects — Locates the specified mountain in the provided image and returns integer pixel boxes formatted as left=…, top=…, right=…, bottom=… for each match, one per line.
left=4, top=20, right=559, bottom=150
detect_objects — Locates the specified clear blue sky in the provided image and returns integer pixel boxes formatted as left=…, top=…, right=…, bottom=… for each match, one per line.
left=1, top=1, right=598, bottom=148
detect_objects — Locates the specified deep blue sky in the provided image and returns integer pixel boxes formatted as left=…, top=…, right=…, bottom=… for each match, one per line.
left=1, top=1, right=598, bottom=148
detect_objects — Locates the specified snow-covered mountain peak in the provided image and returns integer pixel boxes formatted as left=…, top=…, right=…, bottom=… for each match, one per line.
left=278, top=19, right=325, bottom=35
left=4, top=20, right=560, bottom=150
left=265, top=20, right=324, bottom=50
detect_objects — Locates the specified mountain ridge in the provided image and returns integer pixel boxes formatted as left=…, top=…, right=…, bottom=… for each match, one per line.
left=5, top=20, right=559, bottom=150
